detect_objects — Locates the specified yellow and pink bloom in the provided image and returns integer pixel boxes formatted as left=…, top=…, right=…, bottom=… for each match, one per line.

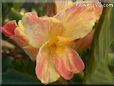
left=2, top=0, right=103, bottom=84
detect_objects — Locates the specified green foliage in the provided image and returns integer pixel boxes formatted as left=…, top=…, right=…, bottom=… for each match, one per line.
left=84, top=7, right=114, bottom=84
left=2, top=69, right=39, bottom=85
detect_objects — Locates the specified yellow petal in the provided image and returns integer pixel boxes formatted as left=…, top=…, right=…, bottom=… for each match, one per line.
left=49, top=18, right=64, bottom=37
left=55, top=46, right=84, bottom=79
left=36, top=41, right=60, bottom=84
left=55, top=0, right=103, bottom=40
left=14, top=27, right=28, bottom=44
left=14, top=26, right=38, bottom=61
left=18, top=20, right=24, bottom=31
left=22, top=12, right=50, bottom=48
left=36, top=37, right=84, bottom=83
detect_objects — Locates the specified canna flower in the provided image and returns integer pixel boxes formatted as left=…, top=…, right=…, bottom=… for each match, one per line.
left=2, top=0, right=103, bottom=84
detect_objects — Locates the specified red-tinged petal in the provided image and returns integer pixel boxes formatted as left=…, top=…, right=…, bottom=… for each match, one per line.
left=36, top=42, right=60, bottom=84
left=2, top=21, right=17, bottom=36
left=2, top=20, right=38, bottom=61
left=74, top=30, right=94, bottom=52
left=14, top=27, right=28, bottom=44
left=68, top=49, right=85, bottom=73
left=12, top=26, right=38, bottom=61
left=10, top=26, right=28, bottom=48
left=22, top=12, right=50, bottom=48
left=12, top=34, right=39, bottom=61
left=55, top=57, right=73, bottom=80
left=0, top=27, right=2, bottom=32
left=55, top=0, right=103, bottom=40
left=55, top=47, right=85, bottom=79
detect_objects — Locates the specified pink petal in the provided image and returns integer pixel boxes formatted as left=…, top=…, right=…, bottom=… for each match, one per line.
left=36, top=57, right=49, bottom=83
left=0, top=27, right=2, bottom=32
left=22, top=12, right=65, bottom=48
left=55, top=47, right=85, bottom=79
left=14, top=27, right=28, bottom=44
left=2, top=21, right=17, bottom=36
left=22, top=12, right=50, bottom=48
left=11, top=27, right=38, bottom=61
left=68, top=49, right=85, bottom=73
left=54, top=1, right=103, bottom=40
left=55, top=57, right=73, bottom=80
left=74, top=30, right=94, bottom=52
left=2, top=21, right=37, bottom=61
left=10, top=25, right=38, bottom=61
left=35, top=42, right=60, bottom=84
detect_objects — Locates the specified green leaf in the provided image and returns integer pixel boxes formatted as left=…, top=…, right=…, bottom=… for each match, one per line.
left=2, top=56, right=14, bottom=72
left=84, top=7, right=114, bottom=84
left=9, top=8, right=22, bottom=21
left=2, top=69, right=40, bottom=85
